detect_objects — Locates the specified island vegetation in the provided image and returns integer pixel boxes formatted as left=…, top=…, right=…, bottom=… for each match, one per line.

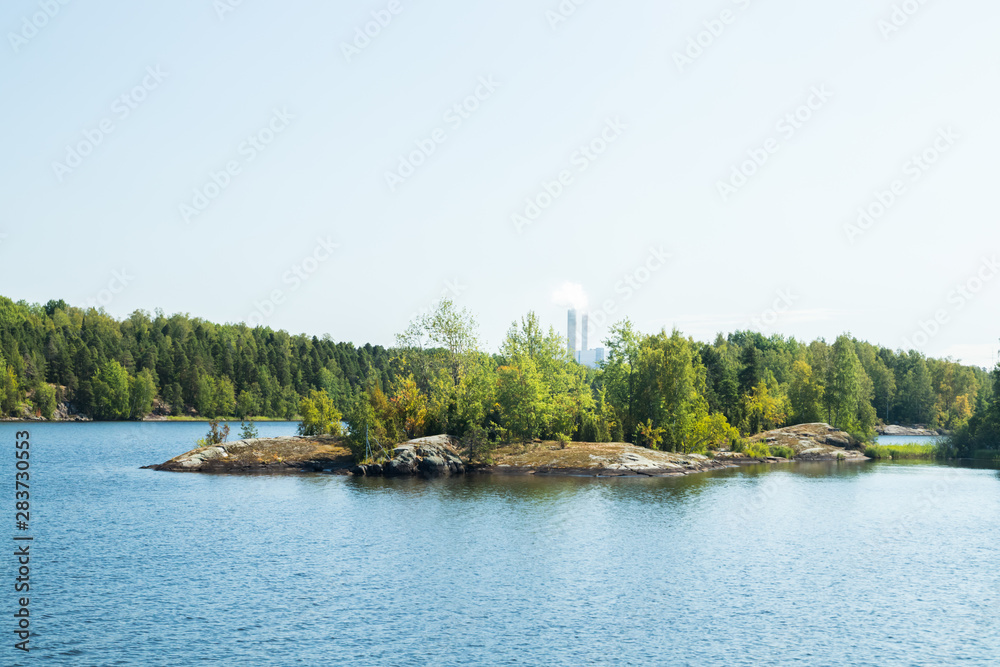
left=1, top=295, right=997, bottom=461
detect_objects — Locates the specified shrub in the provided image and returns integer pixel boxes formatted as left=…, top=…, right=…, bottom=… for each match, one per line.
left=238, top=420, right=259, bottom=440
left=461, top=424, right=495, bottom=464
left=770, top=445, right=795, bottom=460
left=197, top=419, right=230, bottom=448
left=742, top=441, right=771, bottom=458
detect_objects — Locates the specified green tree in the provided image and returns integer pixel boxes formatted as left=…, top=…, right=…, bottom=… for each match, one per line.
left=32, top=383, right=57, bottom=419
left=899, top=355, right=935, bottom=425
left=91, top=361, right=130, bottom=421
left=633, top=329, right=707, bottom=451
left=298, top=389, right=343, bottom=437
left=828, top=336, right=876, bottom=437
left=788, top=358, right=824, bottom=424
left=0, top=356, right=22, bottom=416
left=601, top=319, right=642, bottom=441
left=236, top=385, right=263, bottom=419
left=128, top=368, right=157, bottom=420
left=495, top=355, right=547, bottom=442
left=741, top=381, right=786, bottom=435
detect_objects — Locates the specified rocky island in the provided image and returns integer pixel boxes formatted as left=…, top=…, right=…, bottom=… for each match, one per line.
left=145, top=422, right=868, bottom=477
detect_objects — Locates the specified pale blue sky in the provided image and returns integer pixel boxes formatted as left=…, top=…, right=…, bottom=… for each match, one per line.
left=2, top=0, right=998, bottom=366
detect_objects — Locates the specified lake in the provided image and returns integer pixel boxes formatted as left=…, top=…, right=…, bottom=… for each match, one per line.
left=5, top=422, right=999, bottom=666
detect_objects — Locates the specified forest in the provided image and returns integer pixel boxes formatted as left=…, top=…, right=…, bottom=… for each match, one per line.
left=0, top=295, right=997, bottom=459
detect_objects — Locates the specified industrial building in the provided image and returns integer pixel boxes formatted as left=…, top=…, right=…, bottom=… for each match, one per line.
left=566, top=308, right=605, bottom=369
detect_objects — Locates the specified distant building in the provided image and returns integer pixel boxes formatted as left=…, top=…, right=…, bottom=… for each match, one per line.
left=567, top=308, right=604, bottom=369
left=567, top=308, right=577, bottom=357
left=577, top=347, right=605, bottom=369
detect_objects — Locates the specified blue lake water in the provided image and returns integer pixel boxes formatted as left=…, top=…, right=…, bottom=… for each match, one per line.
left=876, top=434, right=944, bottom=446
left=4, top=422, right=1000, bottom=666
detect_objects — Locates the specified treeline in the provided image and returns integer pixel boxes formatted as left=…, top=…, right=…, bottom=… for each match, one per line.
left=947, top=368, right=1000, bottom=459
left=1, top=295, right=996, bottom=461
left=340, top=301, right=996, bottom=460
left=0, top=296, right=392, bottom=420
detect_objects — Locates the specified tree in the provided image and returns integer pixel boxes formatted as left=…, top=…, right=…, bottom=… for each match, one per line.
left=827, top=336, right=876, bottom=437
left=297, top=389, right=343, bottom=437
left=197, top=419, right=230, bottom=447
left=737, top=343, right=764, bottom=395
left=236, top=385, right=263, bottom=419
left=741, top=381, right=786, bottom=435
left=214, top=377, right=236, bottom=417
left=495, top=355, right=547, bottom=442
left=0, top=356, right=21, bottom=416
left=128, top=368, right=156, bottom=420
left=32, top=383, right=57, bottom=419
left=700, top=337, right=740, bottom=425
left=238, top=419, right=258, bottom=440
left=899, top=355, right=935, bottom=425
left=601, top=319, right=642, bottom=441
left=91, top=361, right=130, bottom=420
left=633, top=330, right=707, bottom=451
left=788, top=358, right=823, bottom=424
left=391, top=374, right=428, bottom=439
left=687, top=412, right=741, bottom=454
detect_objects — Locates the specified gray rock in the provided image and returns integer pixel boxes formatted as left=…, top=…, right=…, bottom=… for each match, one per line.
left=385, top=457, right=416, bottom=477
left=418, top=455, right=448, bottom=475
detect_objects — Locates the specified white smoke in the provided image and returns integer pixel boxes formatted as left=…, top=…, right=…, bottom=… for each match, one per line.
left=551, top=282, right=589, bottom=311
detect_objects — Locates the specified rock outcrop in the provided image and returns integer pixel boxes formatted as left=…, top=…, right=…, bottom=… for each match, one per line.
left=479, top=441, right=732, bottom=477
left=353, top=435, right=465, bottom=478
left=146, top=435, right=354, bottom=473
left=747, top=423, right=868, bottom=461
left=877, top=424, right=942, bottom=437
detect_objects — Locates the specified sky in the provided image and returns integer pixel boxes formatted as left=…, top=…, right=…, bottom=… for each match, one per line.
left=1, top=0, right=998, bottom=367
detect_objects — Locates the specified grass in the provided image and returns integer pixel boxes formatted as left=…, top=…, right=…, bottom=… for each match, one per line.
left=864, top=444, right=939, bottom=460
left=769, top=445, right=796, bottom=460
left=733, top=440, right=795, bottom=459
